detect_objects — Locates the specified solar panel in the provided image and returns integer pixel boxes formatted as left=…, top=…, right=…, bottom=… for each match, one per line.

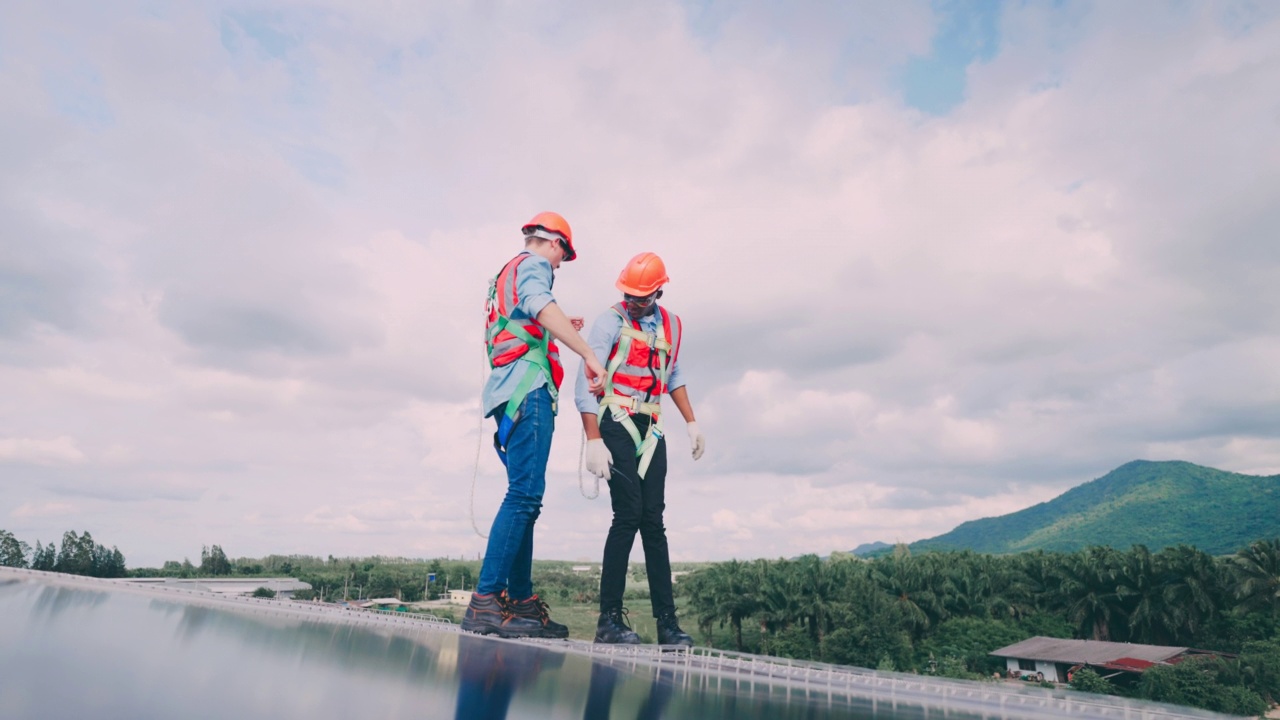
left=0, top=568, right=1232, bottom=719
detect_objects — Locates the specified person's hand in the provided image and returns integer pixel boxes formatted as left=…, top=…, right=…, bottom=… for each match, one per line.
left=585, top=439, right=613, bottom=479
left=569, top=316, right=585, bottom=331
left=584, top=356, right=606, bottom=394
left=687, top=422, right=705, bottom=461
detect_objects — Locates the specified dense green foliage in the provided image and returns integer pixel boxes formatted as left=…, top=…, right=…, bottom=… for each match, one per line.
left=1137, top=656, right=1268, bottom=716
left=1068, top=668, right=1116, bottom=695
left=912, top=460, right=1280, bottom=555
left=681, top=540, right=1280, bottom=714
left=0, top=529, right=127, bottom=578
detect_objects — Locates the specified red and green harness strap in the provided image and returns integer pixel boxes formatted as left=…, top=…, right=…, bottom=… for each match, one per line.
left=596, top=307, right=673, bottom=479
left=486, top=309, right=558, bottom=468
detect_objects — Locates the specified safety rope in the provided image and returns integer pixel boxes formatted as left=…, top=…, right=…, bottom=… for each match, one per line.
left=469, top=344, right=490, bottom=540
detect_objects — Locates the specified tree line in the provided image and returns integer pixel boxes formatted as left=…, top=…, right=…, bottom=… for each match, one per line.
left=136, top=550, right=485, bottom=604
left=678, top=540, right=1280, bottom=714
left=0, top=529, right=127, bottom=578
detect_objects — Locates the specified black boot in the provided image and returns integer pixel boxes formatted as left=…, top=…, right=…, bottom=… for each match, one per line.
left=656, top=612, right=693, bottom=647
left=594, top=607, right=641, bottom=644
left=504, top=592, right=569, bottom=639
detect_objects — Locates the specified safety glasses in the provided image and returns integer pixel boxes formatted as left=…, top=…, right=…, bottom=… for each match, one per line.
left=623, top=292, right=659, bottom=307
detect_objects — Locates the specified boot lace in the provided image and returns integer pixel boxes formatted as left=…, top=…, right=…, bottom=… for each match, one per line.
left=611, top=607, right=635, bottom=631
left=504, top=592, right=551, bottom=623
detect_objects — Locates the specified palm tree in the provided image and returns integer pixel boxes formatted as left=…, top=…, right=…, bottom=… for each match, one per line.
left=1060, top=547, right=1128, bottom=641
left=684, top=560, right=762, bottom=651
left=871, top=554, right=948, bottom=638
left=1122, top=545, right=1172, bottom=644
left=792, top=555, right=835, bottom=644
left=1231, top=538, right=1280, bottom=617
left=1158, top=545, right=1221, bottom=644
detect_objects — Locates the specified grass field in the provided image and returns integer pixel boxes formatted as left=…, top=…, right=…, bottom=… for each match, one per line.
left=550, top=602, right=662, bottom=643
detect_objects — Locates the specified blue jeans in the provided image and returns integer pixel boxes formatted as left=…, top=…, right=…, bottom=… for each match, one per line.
left=477, top=386, right=553, bottom=599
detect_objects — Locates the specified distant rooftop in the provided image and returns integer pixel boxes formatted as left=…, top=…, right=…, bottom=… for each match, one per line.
left=990, top=636, right=1187, bottom=665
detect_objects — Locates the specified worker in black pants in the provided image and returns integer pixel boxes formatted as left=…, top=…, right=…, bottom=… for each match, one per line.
left=576, top=252, right=705, bottom=645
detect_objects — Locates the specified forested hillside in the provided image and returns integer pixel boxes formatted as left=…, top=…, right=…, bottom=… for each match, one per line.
left=911, top=460, right=1280, bottom=554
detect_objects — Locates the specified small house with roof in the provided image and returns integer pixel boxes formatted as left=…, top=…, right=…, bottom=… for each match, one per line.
left=989, top=636, right=1228, bottom=684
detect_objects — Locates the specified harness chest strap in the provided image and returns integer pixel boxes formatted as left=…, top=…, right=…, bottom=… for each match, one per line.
left=618, top=325, right=672, bottom=353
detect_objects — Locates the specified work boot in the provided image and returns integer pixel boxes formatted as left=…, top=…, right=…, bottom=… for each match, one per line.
left=504, top=592, right=569, bottom=639
left=656, top=612, right=694, bottom=647
left=594, top=607, right=641, bottom=644
left=460, top=592, right=542, bottom=638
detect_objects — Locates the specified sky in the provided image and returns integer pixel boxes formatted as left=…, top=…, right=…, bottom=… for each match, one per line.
left=2, top=1, right=1279, bottom=568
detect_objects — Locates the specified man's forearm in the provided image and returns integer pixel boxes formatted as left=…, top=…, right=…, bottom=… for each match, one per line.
left=670, top=386, right=696, bottom=424
left=581, top=412, right=602, bottom=440
left=537, top=302, right=595, bottom=360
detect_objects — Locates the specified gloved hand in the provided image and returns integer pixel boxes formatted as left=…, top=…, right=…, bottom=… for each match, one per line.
left=585, top=438, right=613, bottom=479
left=687, top=422, right=705, bottom=461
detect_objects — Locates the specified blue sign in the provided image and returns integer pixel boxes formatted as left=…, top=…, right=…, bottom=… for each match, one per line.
left=428, top=573, right=436, bottom=583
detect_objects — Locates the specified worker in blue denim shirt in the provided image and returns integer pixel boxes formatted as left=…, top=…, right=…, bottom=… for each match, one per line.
left=576, top=252, right=705, bottom=647
left=462, top=212, right=606, bottom=639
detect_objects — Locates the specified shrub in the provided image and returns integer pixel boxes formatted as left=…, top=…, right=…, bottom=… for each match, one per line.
left=1069, top=668, right=1116, bottom=695
left=1138, top=656, right=1267, bottom=716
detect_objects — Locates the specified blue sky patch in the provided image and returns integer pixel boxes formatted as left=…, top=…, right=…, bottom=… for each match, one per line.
left=283, top=145, right=348, bottom=190
left=42, top=56, right=114, bottom=129
left=220, top=10, right=298, bottom=60
left=900, top=0, right=1003, bottom=115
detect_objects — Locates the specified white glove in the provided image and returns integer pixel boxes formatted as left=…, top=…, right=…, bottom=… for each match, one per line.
left=585, top=438, right=613, bottom=479
left=687, top=422, right=705, bottom=461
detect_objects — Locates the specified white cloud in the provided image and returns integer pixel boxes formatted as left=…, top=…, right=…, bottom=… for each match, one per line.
left=11, top=502, right=77, bottom=519
left=0, top=437, right=85, bottom=466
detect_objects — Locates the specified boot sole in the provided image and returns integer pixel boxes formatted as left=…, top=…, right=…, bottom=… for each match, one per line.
left=462, top=622, right=568, bottom=640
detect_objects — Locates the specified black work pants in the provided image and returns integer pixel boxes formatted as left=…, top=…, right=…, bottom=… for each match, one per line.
left=598, top=411, right=675, bottom=618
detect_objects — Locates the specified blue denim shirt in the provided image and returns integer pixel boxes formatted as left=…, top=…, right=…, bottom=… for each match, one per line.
left=482, top=252, right=557, bottom=417
left=574, top=305, right=685, bottom=415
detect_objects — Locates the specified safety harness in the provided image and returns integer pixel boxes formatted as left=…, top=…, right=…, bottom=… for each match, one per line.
left=596, top=304, right=681, bottom=478
left=485, top=254, right=563, bottom=466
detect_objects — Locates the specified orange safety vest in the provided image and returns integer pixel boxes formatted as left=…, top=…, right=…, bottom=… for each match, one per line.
left=596, top=303, right=682, bottom=478
left=485, top=254, right=564, bottom=391
left=602, top=303, right=682, bottom=404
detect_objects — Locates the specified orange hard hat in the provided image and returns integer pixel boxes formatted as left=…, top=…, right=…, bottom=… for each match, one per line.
left=522, top=211, right=576, bottom=261
left=616, top=252, right=669, bottom=296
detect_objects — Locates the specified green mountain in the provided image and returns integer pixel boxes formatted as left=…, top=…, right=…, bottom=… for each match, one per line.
left=911, top=460, right=1280, bottom=555
left=851, top=541, right=891, bottom=557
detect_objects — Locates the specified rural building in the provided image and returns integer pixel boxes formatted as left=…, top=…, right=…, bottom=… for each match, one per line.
left=448, top=590, right=473, bottom=605
left=990, top=636, right=1225, bottom=684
